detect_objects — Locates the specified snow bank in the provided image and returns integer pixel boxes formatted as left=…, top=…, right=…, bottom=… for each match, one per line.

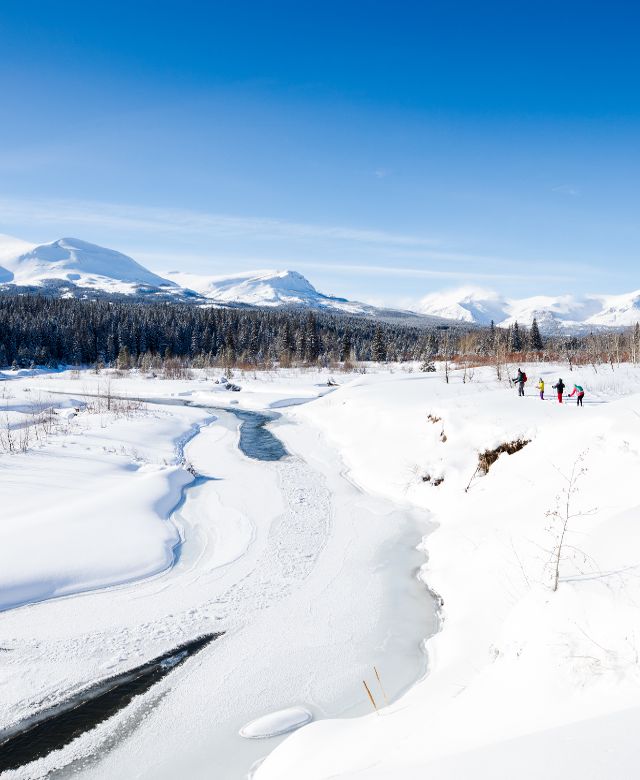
left=240, top=707, right=313, bottom=738
left=256, top=363, right=640, bottom=780
left=0, top=387, right=210, bottom=611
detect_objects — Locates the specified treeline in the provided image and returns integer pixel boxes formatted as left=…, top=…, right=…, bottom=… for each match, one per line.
left=0, top=295, right=450, bottom=369
left=0, top=295, right=638, bottom=371
left=456, top=318, right=640, bottom=368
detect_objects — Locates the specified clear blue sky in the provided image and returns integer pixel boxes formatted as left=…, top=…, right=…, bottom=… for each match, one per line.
left=1, top=0, right=639, bottom=305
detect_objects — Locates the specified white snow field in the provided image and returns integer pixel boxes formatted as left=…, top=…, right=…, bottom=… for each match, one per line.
left=254, top=363, right=640, bottom=780
left=2, top=362, right=640, bottom=779
left=0, top=366, right=434, bottom=779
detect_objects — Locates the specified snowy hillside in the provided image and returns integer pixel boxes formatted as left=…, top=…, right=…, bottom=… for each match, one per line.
left=0, top=236, right=179, bottom=296
left=0, top=233, right=424, bottom=318
left=253, top=363, right=640, bottom=780
left=1, top=233, right=639, bottom=330
left=416, top=287, right=509, bottom=325
left=4, top=364, right=640, bottom=779
left=163, top=268, right=427, bottom=320
left=164, top=268, right=364, bottom=312
left=417, top=286, right=640, bottom=332
left=585, top=289, right=640, bottom=328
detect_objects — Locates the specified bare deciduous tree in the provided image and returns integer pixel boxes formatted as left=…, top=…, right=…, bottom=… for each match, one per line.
left=545, top=454, right=595, bottom=592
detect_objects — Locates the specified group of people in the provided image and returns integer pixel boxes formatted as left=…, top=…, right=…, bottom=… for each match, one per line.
left=513, top=369, right=585, bottom=406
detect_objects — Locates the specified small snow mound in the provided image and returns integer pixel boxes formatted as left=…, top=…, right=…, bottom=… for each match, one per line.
left=239, top=706, right=313, bottom=739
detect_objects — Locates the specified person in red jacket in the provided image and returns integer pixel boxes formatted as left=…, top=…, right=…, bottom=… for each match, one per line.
left=552, top=378, right=565, bottom=403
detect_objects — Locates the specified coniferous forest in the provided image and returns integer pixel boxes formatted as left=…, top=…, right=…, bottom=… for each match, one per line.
left=0, top=294, right=639, bottom=370
left=0, top=294, right=438, bottom=368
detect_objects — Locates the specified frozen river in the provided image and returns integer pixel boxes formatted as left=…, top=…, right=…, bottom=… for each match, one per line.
left=1, top=400, right=437, bottom=780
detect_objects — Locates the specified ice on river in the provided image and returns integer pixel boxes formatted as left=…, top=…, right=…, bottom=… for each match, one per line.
left=0, top=366, right=436, bottom=780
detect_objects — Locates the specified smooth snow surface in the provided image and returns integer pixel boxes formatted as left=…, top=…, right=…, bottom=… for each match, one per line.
left=240, top=707, right=313, bottom=739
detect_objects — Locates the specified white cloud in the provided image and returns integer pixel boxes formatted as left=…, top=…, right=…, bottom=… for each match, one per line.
left=552, top=184, right=580, bottom=196
left=0, top=195, right=585, bottom=287
left=0, top=196, right=442, bottom=249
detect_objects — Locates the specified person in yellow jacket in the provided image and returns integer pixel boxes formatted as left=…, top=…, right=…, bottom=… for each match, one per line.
left=537, top=378, right=545, bottom=400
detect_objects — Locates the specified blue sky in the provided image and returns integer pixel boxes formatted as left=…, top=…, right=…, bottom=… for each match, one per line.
left=1, top=0, right=639, bottom=304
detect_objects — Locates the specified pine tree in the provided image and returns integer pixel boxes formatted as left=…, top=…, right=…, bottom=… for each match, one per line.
left=340, top=330, right=352, bottom=362
left=116, top=345, right=131, bottom=370
left=511, top=321, right=523, bottom=352
left=371, top=326, right=387, bottom=362
left=530, top=317, right=544, bottom=351
left=304, top=312, right=320, bottom=362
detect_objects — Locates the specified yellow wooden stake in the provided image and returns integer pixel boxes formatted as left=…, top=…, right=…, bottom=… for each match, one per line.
left=363, top=680, right=379, bottom=714
left=374, top=665, right=389, bottom=706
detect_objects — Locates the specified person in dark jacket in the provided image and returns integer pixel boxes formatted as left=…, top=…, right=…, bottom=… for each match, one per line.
left=568, top=383, right=585, bottom=407
left=512, top=368, right=527, bottom=397
left=552, top=378, right=565, bottom=403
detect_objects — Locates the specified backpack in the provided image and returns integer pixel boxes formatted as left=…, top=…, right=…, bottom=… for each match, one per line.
left=522, top=372, right=527, bottom=382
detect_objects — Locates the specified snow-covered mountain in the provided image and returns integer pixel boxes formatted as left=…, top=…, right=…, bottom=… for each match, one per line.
left=417, top=287, right=640, bottom=332
left=416, top=288, right=509, bottom=325
left=0, top=234, right=181, bottom=296
left=0, top=234, right=425, bottom=318
left=164, top=268, right=335, bottom=306
left=163, top=268, right=384, bottom=315
left=2, top=233, right=639, bottom=331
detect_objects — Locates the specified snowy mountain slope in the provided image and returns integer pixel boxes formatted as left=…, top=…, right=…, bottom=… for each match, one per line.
left=0, top=234, right=429, bottom=318
left=0, top=236, right=177, bottom=294
left=0, top=232, right=35, bottom=262
left=416, top=287, right=509, bottom=325
left=1, top=233, right=638, bottom=330
left=0, top=233, right=36, bottom=284
left=584, top=289, right=640, bottom=328
left=163, top=268, right=417, bottom=318
left=417, top=286, right=640, bottom=332
left=164, top=268, right=356, bottom=309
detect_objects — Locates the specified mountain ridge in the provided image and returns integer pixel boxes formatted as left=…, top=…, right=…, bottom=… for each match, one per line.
left=416, top=286, right=640, bottom=332
left=1, top=234, right=638, bottom=331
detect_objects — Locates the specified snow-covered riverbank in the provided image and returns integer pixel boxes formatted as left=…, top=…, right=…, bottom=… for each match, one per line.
left=0, top=366, right=436, bottom=779
left=5, top=361, right=640, bottom=780
left=255, top=363, right=640, bottom=780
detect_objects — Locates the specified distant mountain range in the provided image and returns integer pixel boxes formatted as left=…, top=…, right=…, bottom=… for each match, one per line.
left=0, top=234, right=431, bottom=322
left=1, top=234, right=638, bottom=332
left=416, top=287, right=640, bottom=333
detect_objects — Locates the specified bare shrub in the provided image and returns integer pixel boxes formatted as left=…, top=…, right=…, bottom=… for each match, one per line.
left=465, top=437, right=531, bottom=492
left=478, top=438, right=531, bottom=475
left=162, top=358, right=193, bottom=380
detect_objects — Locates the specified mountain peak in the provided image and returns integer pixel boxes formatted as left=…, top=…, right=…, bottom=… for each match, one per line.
left=1, top=236, right=174, bottom=291
left=164, top=267, right=327, bottom=307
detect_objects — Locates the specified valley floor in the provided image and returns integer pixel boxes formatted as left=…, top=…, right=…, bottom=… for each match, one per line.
left=2, top=361, right=640, bottom=779
left=0, top=365, right=433, bottom=779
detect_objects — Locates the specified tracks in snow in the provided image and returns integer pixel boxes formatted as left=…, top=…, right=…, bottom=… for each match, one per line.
left=207, top=456, right=332, bottom=621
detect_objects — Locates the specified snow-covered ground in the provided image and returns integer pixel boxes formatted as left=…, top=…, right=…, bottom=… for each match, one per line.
left=0, top=365, right=434, bottom=779
left=254, top=362, right=640, bottom=779
left=3, top=361, right=640, bottom=779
